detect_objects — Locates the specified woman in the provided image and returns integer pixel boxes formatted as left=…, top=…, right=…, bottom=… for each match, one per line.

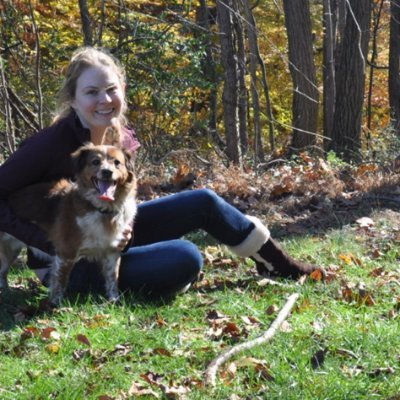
left=0, top=47, right=321, bottom=297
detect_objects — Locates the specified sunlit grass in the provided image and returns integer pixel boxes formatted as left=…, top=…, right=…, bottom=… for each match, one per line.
left=1, top=215, right=399, bottom=399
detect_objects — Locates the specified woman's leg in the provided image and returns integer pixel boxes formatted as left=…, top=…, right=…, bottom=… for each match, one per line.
left=64, top=239, right=203, bottom=296
left=133, top=188, right=261, bottom=247
left=132, top=189, right=321, bottom=278
left=119, top=240, right=202, bottom=295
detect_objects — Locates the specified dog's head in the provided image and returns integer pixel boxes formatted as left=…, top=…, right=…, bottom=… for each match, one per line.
left=71, top=143, right=136, bottom=204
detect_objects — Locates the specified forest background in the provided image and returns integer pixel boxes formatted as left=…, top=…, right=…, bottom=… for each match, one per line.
left=1, top=0, right=400, bottom=167
left=1, top=2, right=400, bottom=398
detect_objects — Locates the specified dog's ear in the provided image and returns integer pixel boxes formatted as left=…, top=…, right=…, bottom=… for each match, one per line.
left=71, top=143, right=94, bottom=174
left=122, top=147, right=135, bottom=182
left=122, top=147, right=135, bottom=172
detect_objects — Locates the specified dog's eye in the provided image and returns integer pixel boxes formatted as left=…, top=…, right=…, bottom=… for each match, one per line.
left=92, top=159, right=101, bottom=166
left=114, top=160, right=121, bottom=167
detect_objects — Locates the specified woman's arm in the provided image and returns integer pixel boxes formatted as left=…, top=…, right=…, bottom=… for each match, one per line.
left=0, top=132, right=56, bottom=253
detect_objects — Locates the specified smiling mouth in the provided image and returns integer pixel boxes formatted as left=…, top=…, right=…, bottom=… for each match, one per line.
left=95, top=109, right=114, bottom=116
left=92, top=178, right=117, bottom=202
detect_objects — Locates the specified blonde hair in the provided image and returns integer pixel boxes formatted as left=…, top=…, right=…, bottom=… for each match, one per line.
left=54, top=47, right=127, bottom=144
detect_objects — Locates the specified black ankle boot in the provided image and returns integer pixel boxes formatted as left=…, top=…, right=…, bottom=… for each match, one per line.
left=251, top=238, right=322, bottom=279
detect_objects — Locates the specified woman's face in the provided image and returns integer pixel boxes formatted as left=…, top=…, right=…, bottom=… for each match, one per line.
left=72, top=65, right=125, bottom=134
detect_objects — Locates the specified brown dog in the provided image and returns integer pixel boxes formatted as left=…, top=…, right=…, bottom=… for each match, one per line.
left=0, top=143, right=137, bottom=305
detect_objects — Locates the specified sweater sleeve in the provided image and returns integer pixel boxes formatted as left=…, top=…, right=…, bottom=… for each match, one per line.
left=0, top=132, right=56, bottom=253
left=122, top=127, right=141, bottom=155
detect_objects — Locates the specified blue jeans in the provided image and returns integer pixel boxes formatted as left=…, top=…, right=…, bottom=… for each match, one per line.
left=64, top=189, right=255, bottom=296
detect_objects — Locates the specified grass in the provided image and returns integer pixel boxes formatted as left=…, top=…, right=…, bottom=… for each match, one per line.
left=0, top=213, right=399, bottom=400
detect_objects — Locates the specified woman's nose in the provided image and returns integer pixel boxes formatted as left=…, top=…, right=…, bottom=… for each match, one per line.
left=99, top=91, right=112, bottom=103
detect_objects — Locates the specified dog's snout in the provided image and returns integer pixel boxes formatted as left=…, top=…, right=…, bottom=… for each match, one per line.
left=101, top=169, right=113, bottom=179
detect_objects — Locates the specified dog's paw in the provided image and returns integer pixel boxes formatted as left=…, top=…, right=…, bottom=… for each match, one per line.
left=107, top=294, right=120, bottom=304
left=49, top=293, right=63, bottom=307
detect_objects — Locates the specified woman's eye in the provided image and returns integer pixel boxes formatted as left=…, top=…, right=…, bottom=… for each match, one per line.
left=107, top=87, right=117, bottom=94
left=86, top=89, right=98, bottom=96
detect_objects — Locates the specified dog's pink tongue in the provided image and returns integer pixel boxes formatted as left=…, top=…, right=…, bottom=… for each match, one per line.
left=98, top=181, right=116, bottom=202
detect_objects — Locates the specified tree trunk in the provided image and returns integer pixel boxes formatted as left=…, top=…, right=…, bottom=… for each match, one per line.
left=389, top=0, right=400, bottom=134
left=366, top=0, right=384, bottom=138
left=329, top=0, right=371, bottom=161
left=0, top=56, right=16, bottom=153
left=242, top=0, right=266, bottom=163
left=28, top=0, right=43, bottom=130
left=196, top=1, right=226, bottom=151
left=282, top=0, right=319, bottom=151
left=323, top=0, right=337, bottom=149
left=216, top=0, right=242, bottom=165
left=233, top=0, right=248, bottom=156
left=78, top=0, right=93, bottom=46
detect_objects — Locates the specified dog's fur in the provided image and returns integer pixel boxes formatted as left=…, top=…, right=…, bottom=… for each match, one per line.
left=0, top=143, right=137, bottom=305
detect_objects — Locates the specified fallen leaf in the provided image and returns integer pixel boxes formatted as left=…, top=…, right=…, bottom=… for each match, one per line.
left=45, top=342, right=61, bottom=354
left=338, top=253, right=362, bottom=267
left=279, top=320, right=292, bottom=332
left=127, top=381, right=159, bottom=398
left=311, top=349, right=327, bottom=369
left=41, top=327, right=60, bottom=341
left=76, top=334, right=91, bottom=347
left=368, top=367, right=395, bottom=377
left=356, top=217, right=374, bottom=228
left=236, top=357, right=274, bottom=381
left=309, top=269, right=324, bottom=281
left=20, top=326, right=40, bottom=341
left=140, top=371, right=164, bottom=386
left=266, top=304, right=279, bottom=315
left=159, top=383, right=190, bottom=399
left=152, top=348, right=172, bottom=357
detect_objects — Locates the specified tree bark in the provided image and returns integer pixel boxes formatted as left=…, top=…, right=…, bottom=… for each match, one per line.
left=196, top=1, right=226, bottom=150
left=389, top=0, right=400, bottom=134
left=329, top=0, right=371, bottom=161
left=78, top=0, right=93, bottom=46
left=216, top=0, right=242, bottom=165
left=242, top=0, right=266, bottom=162
left=233, top=0, right=248, bottom=156
left=366, top=0, right=384, bottom=137
left=282, top=0, right=319, bottom=150
left=28, top=0, right=43, bottom=130
left=323, top=0, right=337, bottom=149
left=0, top=56, right=16, bottom=153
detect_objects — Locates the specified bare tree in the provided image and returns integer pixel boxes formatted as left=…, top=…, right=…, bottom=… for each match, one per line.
left=28, top=0, right=43, bottom=130
left=282, top=0, right=319, bottom=151
left=216, top=0, right=242, bottom=165
left=322, top=0, right=337, bottom=148
left=0, top=55, right=16, bottom=153
left=389, top=0, right=400, bottom=134
left=329, top=0, right=371, bottom=161
left=242, top=0, right=266, bottom=162
left=233, top=0, right=248, bottom=156
left=78, top=0, right=93, bottom=46
left=366, top=0, right=384, bottom=139
left=196, top=1, right=225, bottom=150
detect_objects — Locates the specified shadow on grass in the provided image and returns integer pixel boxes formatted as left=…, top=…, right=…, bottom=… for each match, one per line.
left=268, top=184, right=400, bottom=239
left=0, top=281, right=178, bottom=332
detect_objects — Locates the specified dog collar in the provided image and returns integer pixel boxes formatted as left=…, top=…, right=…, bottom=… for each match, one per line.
left=96, top=207, right=117, bottom=215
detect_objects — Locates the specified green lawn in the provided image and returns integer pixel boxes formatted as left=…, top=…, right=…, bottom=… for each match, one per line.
left=1, top=213, right=399, bottom=399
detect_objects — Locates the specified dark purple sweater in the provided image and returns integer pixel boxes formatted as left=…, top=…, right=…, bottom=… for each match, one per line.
left=0, top=111, right=140, bottom=257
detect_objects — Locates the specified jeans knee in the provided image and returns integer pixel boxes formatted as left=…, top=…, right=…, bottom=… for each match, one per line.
left=194, top=188, right=222, bottom=212
left=177, top=240, right=203, bottom=277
